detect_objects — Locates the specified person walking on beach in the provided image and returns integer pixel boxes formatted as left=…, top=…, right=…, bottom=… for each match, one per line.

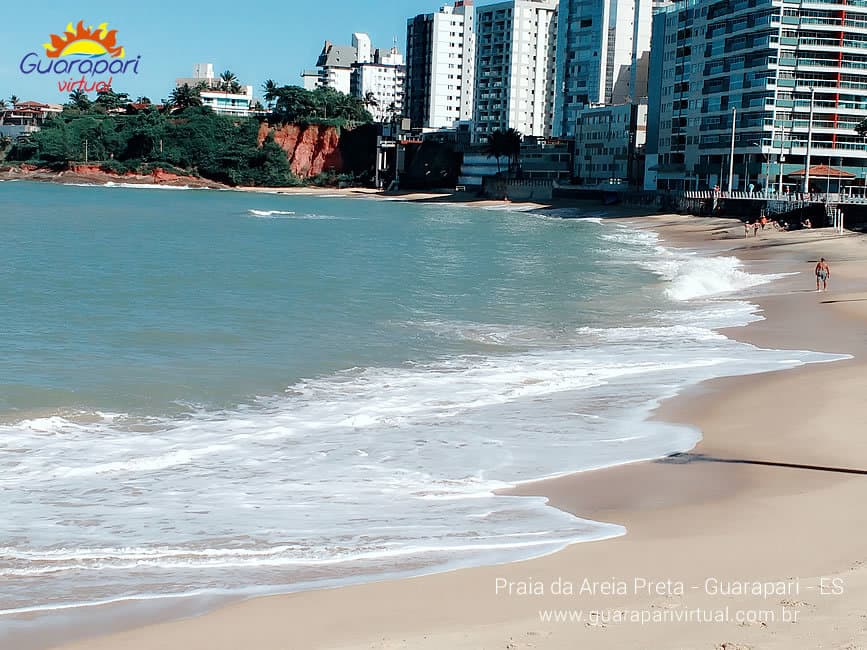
left=744, top=221, right=751, bottom=238
left=815, top=258, right=830, bottom=291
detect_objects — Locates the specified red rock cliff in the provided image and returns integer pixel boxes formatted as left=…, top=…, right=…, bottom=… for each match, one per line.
left=257, top=123, right=343, bottom=178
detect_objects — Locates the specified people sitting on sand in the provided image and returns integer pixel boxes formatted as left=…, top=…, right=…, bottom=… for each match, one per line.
left=801, top=218, right=812, bottom=229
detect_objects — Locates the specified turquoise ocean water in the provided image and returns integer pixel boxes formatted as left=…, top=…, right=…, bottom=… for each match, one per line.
left=0, top=181, right=839, bottom=631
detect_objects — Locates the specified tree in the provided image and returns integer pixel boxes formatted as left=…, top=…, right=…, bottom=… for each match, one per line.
left=219, top=70, right=241, bottom=94
left=67, top=89, right=92, bottom=111
left=857, top=118, right=867, bottom=139
left=262, top=79, right=278, bottom=108
left=9, top=95, right=19, bottom=107
left=363, top=91, right=379, bottom=111
left=484, top=128, right=522, bottom=177
left=95, top=89, right=130, bottom=112
left=484, top=130, right=509, bottom=175
left=168, top=84, right=203, bottom=111
left=501, top=128, right=523, bottom=176
left=135, top=96, right=152, bottom=105
left=273, top=85, right=319, bottom=122
left=0, top=99, right=7, bottom=110
left=385, top=101, right=400, bottom=125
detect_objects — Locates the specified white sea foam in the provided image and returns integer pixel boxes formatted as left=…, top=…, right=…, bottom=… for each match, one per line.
left=247, top=209, right=296, bottom=217
left=245, top=209, right=349, bottom=220
left=103, top=182, right=198, bottom=190
left=656, top=256, right=786, bottom=301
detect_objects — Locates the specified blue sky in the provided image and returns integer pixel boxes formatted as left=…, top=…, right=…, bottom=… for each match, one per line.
left=0, top=0, right=440, bottom=104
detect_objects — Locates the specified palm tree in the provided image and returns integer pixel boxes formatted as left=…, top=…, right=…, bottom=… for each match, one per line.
left=502, top=128, right=523, bottom=176
left=67, top=89, right=91, bottom=111
left=0, top=99, right=7, bottom=111
left=219, top=70, right=238, bottom=91
left=169, top=83, right=203, bottom=111
left=363, top=91, right=379, bottom=110
left=135, top=96, right=152, bottom=105
left=10, top=95, right=19, bottom=106
left=484, top=130, right=509, bottom=175
left=484, top=128, right=523, bottom=177
left=262, top=79, right=278, bottom=108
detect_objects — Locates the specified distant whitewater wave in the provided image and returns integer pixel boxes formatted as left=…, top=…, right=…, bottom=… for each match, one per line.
left=60, top=181, right=198, bottom=190
left=247, top=209, right=296, bottom=218
left=246, top=209, right=350, bottom=220
left=103, top=182, right=199, bottom=190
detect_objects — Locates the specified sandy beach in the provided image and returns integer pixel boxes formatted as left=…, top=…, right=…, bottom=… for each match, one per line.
left=49, top=214, right=867, bottom=650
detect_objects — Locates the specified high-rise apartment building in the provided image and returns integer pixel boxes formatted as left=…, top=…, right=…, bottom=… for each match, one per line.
left=406, top=1, right=477, bottom=130
left=647, top=0, right=867, bottom=191
left=473, top=0, right=559, bottom=140
left=552, top=0, right=653, bottom=137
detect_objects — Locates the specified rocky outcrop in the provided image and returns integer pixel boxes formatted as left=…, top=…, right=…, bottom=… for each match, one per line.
left=258, top=123, right=343, bottom=178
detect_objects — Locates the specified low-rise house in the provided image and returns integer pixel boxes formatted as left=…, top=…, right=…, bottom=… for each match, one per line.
left=0, top=101, right=63, bottom=140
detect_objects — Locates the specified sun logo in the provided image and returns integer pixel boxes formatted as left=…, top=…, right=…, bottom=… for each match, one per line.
left=43, top=21, right=125, bottom=59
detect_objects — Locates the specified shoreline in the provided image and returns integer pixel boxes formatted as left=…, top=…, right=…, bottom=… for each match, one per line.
left=23, top=214, right=867, bottom=648
left=2, top=173, right=658, bottom=216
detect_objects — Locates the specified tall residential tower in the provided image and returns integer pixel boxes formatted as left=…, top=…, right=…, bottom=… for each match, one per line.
left=473, top=0, right=559, bottom=139
left=552, top=0, right=653, bottom=137
left=646, top=0, right=867, bottom=191
left=406, top=1, right=476, bottom=130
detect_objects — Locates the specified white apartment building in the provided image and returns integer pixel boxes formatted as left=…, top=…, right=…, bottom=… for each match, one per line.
left=473, top=0, right=559, bottom=140
left=406, top=1, right=476, bottom=130
left=310, top=34, right=406, bottom=123
left=315, top=42, right=357, bottom=94
left=353, top=47, right=407, bottom=123
left=200, top=87, right=254, bottom=117
left=175, top=63, right=254, bottom=116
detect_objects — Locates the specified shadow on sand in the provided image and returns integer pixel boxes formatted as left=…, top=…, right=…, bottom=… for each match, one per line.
left=660, top=452, right=867, bottom=476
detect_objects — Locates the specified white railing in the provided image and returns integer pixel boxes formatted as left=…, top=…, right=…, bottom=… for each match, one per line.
left=683, top=190, right=867, bottom=204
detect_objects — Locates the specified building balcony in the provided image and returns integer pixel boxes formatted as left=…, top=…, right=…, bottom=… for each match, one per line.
left=800, top=0, right=867, bottom=10
left=794, top=79, right=867, bottom=91
left=798, top=37, right=867, bottom=52
left=797, top=58, right=867, bottom=72
left=798, top=18, right=867, bottom=33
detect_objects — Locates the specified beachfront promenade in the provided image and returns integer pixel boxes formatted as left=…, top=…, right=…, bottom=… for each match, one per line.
left=683, top=190, right=867, bottom=206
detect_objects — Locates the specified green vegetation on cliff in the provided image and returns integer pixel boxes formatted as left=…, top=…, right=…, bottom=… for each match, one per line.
left=262, top=83, right=373, bottom=126
left=8, top=84, right=375, bottom=187
left=10, top=106, right=294, bottom=186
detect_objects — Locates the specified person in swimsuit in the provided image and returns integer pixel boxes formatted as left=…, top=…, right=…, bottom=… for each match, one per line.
left=815, top=258, right=830, bottom=291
